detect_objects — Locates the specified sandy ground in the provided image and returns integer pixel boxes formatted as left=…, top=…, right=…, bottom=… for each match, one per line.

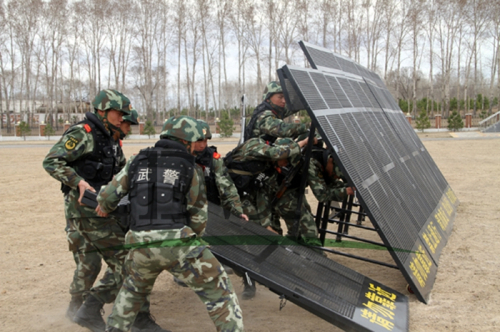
left=0, top=132, right=499, bottom=332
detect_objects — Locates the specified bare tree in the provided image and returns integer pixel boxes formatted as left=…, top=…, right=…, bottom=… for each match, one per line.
left=215, top=0, right=230, bottom=113
left=434, top=0, right=464, bottom=117
left=241, top=0, right=265, bottom=89
left=464, top=0, right=490, bottom=116
left=174, top=0, right=186, bottom=114
left=183, top=4, right=202, bottom=116
left=382, top=0, right=399, bottom=80
left=132, top=0, right=164, bottom=122
left=492, top=1, right=500, bottom=113
left=75, top=0, right=110, bottom=96
left=8, top=0, right=43, bottom=126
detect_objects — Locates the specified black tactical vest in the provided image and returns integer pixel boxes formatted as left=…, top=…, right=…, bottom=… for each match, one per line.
left=224, top=150, right=272, bottom=195
left=128, top=139, right=195, bottom=232
left=195, top=146, right=221, bottom=205
left=62, top=112, right=121, bottom=194
left=244, top=101, right=280, bottom=144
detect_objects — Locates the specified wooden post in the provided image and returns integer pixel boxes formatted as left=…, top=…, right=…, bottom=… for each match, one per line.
left=40, top=123, right=46, bottom=136
left=435, top=115, right=441, bottom=129
left=139, top=122, right=145, bottom=135
left=465, top=113, right=472, bottom=129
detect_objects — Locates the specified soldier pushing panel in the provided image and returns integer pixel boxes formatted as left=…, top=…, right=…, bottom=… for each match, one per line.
left=95, top=116, right=244, bottom=332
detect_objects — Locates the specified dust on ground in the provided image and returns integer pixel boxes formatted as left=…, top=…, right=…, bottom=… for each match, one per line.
left=0, top=131, right=498, bottom=332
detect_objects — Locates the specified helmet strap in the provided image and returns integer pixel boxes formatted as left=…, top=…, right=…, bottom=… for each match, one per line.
left=269, top=101, right=285, bottom=118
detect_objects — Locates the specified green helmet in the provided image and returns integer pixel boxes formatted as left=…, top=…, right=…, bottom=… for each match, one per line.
left=123, top=108, right=139, bottom=125
left=275, top=138, right=302, bottom=167
left=92, top=89, right=131, bottom=115
left=197, top=120, right=212, bottom=139
left=262, top=81, right=283, bottom=101
left=160, top=116, right=204, bottom=142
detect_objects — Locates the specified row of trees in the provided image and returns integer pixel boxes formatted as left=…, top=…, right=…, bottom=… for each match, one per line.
left=1, top=0, right=500, bottom=133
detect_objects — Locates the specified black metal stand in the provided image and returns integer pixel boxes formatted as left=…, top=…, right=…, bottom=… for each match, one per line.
left=315, top=195, right=401, bottom=269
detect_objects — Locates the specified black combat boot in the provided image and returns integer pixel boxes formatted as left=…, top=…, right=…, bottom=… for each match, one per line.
left=242, top=276, right=256, bottom=300
left=73, top=294, right=106, bottom=332
left=66, top=294, right=83, bottom=321
left=131, top=312, right=171, bottom=332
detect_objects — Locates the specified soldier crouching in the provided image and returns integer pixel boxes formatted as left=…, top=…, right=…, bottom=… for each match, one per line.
left=96, top=116, right=244, bottom=332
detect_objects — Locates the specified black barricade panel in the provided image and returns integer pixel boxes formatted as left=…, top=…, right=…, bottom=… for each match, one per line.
left=205, top=202, right=409, bottom=332
left=277, top=42, right=459, bottom=303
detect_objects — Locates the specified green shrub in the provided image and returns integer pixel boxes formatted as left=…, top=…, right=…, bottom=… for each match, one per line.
left=143, top=120, right=156, bottom=138
left=218, top=111, right=234, bottom=138
left=18, top=121, right=31, bottom=140
left=44, top=123, right=56, bottom=139
left=447, top=111, right=464, bottom=132
left=415, top=110, right=431, bottom=132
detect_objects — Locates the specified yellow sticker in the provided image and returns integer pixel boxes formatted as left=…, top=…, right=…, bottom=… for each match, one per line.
left=65, top=137, right=79, bottom=150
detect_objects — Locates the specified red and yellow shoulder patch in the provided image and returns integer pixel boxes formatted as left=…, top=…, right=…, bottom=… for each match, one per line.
left=213, top=152, right=221, bottom=159
left=83, top=124, right=92, bottom=133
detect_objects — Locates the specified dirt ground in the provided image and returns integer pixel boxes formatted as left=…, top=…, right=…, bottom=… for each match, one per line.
left=0, top=132, right=499, bottom=332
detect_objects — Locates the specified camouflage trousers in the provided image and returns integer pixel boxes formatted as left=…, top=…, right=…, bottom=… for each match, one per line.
left=66, top=218, right=102, bottom=297
left=72, top=216, right=129, bottom=304
left=107, top=230, right=244, bottom=332
left=240, top=190, right=272, bottom=228
left=272, top=189, right=321, bottom=246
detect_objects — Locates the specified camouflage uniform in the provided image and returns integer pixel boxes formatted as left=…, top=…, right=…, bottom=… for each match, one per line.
left=245, top=81, right=308, bottom=143
left=308, top=158, right=348, bottom=203
left=66, top=218, right=112, bottom=299
left=98, top=116, right=244, bottom=332
left=225, top=138, right=301, bottom=228
left=119, top=107, right=140, bottom=139
left=197, top=120, right=244, bottom=217
left=43, top=90, right=135, bottom=328
left=272, top=149, right=349, bottom=245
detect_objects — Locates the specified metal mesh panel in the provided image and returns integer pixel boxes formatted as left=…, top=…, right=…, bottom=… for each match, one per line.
left=288, top=68, right=328, bottom=110
left=284, top=41, right=459, bottom=303
left=205, top=202, right=409, bottom=331
left=206, top=204, right=364, bottom=318
left=278, top=68, right=306, bottom=113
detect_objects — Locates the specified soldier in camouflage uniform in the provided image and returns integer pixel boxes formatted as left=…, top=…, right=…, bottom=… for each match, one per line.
left=43, top=90, right=162, bottom=332
left=119, top=107, right=139, bottom=139
left=95, top=116, right=244, bottom=332
left=224, top=136, right=309, bottom=299
left=225, top=137, right=307, bottom=228
left=272, top=142, right=355, bottom=242
left=195, top=120, right=248, bottom=220
left=244, top=81, right=319, bottom=242
left=43, top=89, right=131, bottom=327
left=244, top=81, right=309, bottom=143
left=308, top=145, right=353, bottom=203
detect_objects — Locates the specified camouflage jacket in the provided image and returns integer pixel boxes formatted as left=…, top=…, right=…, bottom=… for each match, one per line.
left=43, top=122, right=125, bottom=219
left=231, top=138, right=300, bottom=162
left=250, top=102, right=308, bottom=141
left=308, top=158, right=347, bottom=202
left=97, top=154, right=208, bottom=238
left=209, top=156, right=244, bottom=216
left=227, top=138, right=302, bottom=196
